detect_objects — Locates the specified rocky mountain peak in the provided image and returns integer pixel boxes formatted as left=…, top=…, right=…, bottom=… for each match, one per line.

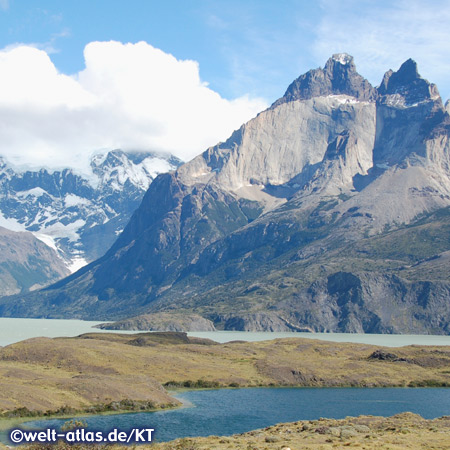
left=329, top=53, right=354, bottom=66
left=91, top=149, right=182, bottom=192
left=395, top=58, right=419, bottom=81
left=273, top=54, right=376, bottom=107
left=377, top=58, right=441, bottom=106
left=324, top=53, right=356, bottom=73
left=445, top=99, right=450, bottom=115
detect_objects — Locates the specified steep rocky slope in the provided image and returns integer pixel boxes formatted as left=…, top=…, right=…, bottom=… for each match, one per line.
left=0, top=227, right=69, bottom=296
left=1, top=54, right=450, bottom=333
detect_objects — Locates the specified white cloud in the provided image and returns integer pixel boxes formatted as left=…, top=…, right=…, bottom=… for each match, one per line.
left=314, top=0, right=450, bottom=101
left=0, top=41, right=267, bottom=174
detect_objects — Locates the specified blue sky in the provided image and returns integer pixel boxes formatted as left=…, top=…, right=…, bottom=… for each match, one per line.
left=0, top=0, right=449, bottom=171
left=0, top=0, right=322, bottom=100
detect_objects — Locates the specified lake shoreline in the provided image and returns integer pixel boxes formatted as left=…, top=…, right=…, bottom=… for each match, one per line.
left=12, top=388, right=450, bottom=449
left=1, top=332, right=450, bottom=419
left=149, top=412, right=450, bottom=450
left=2, top=383, right=450, bottom=430
left=1, top=330, right=450, bottom=447
left=2, top=411, right=450, bottom=449
left=0, top=400, right=180, bottom=431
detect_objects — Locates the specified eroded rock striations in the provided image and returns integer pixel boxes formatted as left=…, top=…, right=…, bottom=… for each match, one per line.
left=1, top=54, right=450, bottom=334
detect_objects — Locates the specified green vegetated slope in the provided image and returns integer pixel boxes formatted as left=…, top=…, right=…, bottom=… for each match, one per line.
left=140, top=204, right=450, bottom=333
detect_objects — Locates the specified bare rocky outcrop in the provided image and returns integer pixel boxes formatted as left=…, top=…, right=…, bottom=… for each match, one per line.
left=0, top=227, right=69, bottom=296
left=97, top=313, right=215, bottom=332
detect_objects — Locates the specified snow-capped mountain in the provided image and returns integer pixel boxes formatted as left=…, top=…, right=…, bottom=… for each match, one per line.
left=0, top=150, right=182, bottom=271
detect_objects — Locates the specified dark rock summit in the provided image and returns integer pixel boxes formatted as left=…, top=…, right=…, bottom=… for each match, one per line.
left=378, top=59, right=441, bottom=106
left=273, top=53, right=377, bottom=107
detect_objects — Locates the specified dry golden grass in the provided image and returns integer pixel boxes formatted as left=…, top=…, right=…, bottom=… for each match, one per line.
left=1, top=413, right=448, bottom=450
left=0, top=332, right=449, bottom=419
left=150, top=412, right=450, bottom=450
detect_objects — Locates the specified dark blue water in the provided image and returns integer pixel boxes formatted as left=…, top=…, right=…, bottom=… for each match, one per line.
left=15, top=388, right=450, bottom=442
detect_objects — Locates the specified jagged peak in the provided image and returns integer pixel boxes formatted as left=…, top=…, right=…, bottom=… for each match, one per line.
left=90, top=149, right=182, bottom=170
left=377, top=58, right=441, bottom=107
left=329, top=53, right=354, bottom=66
left=397, top=58, right=419, bottom=79
left=272, top=54, right=376, bottom=107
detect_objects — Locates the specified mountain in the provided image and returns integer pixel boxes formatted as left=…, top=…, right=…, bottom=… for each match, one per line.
left=0, top=150, right=182, bottom=271
left=1, top=54, right=450, bottom=334
left=0, top=227, right=69, bottom=297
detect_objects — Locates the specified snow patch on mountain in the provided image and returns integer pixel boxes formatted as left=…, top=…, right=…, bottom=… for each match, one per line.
left=332, top=53, right=353, bottom=65
left=67, top=255, right=88, bottom=273
left=17, top=187, right=47, bottom=198
left=0, top=149, right=182, bottom=269
left=0, top=211, right=26, bottom=232
left=43, top=219, right=86, bottom=242
left=64, top=194, right=92, bottom=207
left=91, top=151, right=176, bottom=191
left=34, top=233, right=58, bottom=252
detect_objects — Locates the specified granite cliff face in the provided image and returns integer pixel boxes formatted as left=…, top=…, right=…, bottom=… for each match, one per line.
left=1, top=54, right=450, bottom=334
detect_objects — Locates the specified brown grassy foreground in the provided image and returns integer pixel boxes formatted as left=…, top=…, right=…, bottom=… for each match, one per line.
left=1, top=413, right=449, bottom=449
left=150, top=412, right=450, bottom=450
left=0, top=332, right=449, bottom=419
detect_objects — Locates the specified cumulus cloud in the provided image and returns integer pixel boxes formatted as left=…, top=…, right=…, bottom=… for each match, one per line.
left=0, top=41, right=267, bottom=174
left=314, top=0, right=450, bottom=101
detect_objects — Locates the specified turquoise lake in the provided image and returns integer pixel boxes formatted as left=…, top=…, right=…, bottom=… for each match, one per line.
left=1, top=319, right=450, bottom=444
left=15, top=388, right=450, bottom=444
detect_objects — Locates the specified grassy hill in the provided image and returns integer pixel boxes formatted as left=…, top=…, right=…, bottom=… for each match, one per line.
left=0, top=332, right=449, bottom=419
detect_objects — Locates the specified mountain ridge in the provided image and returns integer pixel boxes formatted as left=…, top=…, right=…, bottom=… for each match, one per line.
left=0, top=149, right=182, bottom=270
left=1, top=54, right=450, bottom=334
